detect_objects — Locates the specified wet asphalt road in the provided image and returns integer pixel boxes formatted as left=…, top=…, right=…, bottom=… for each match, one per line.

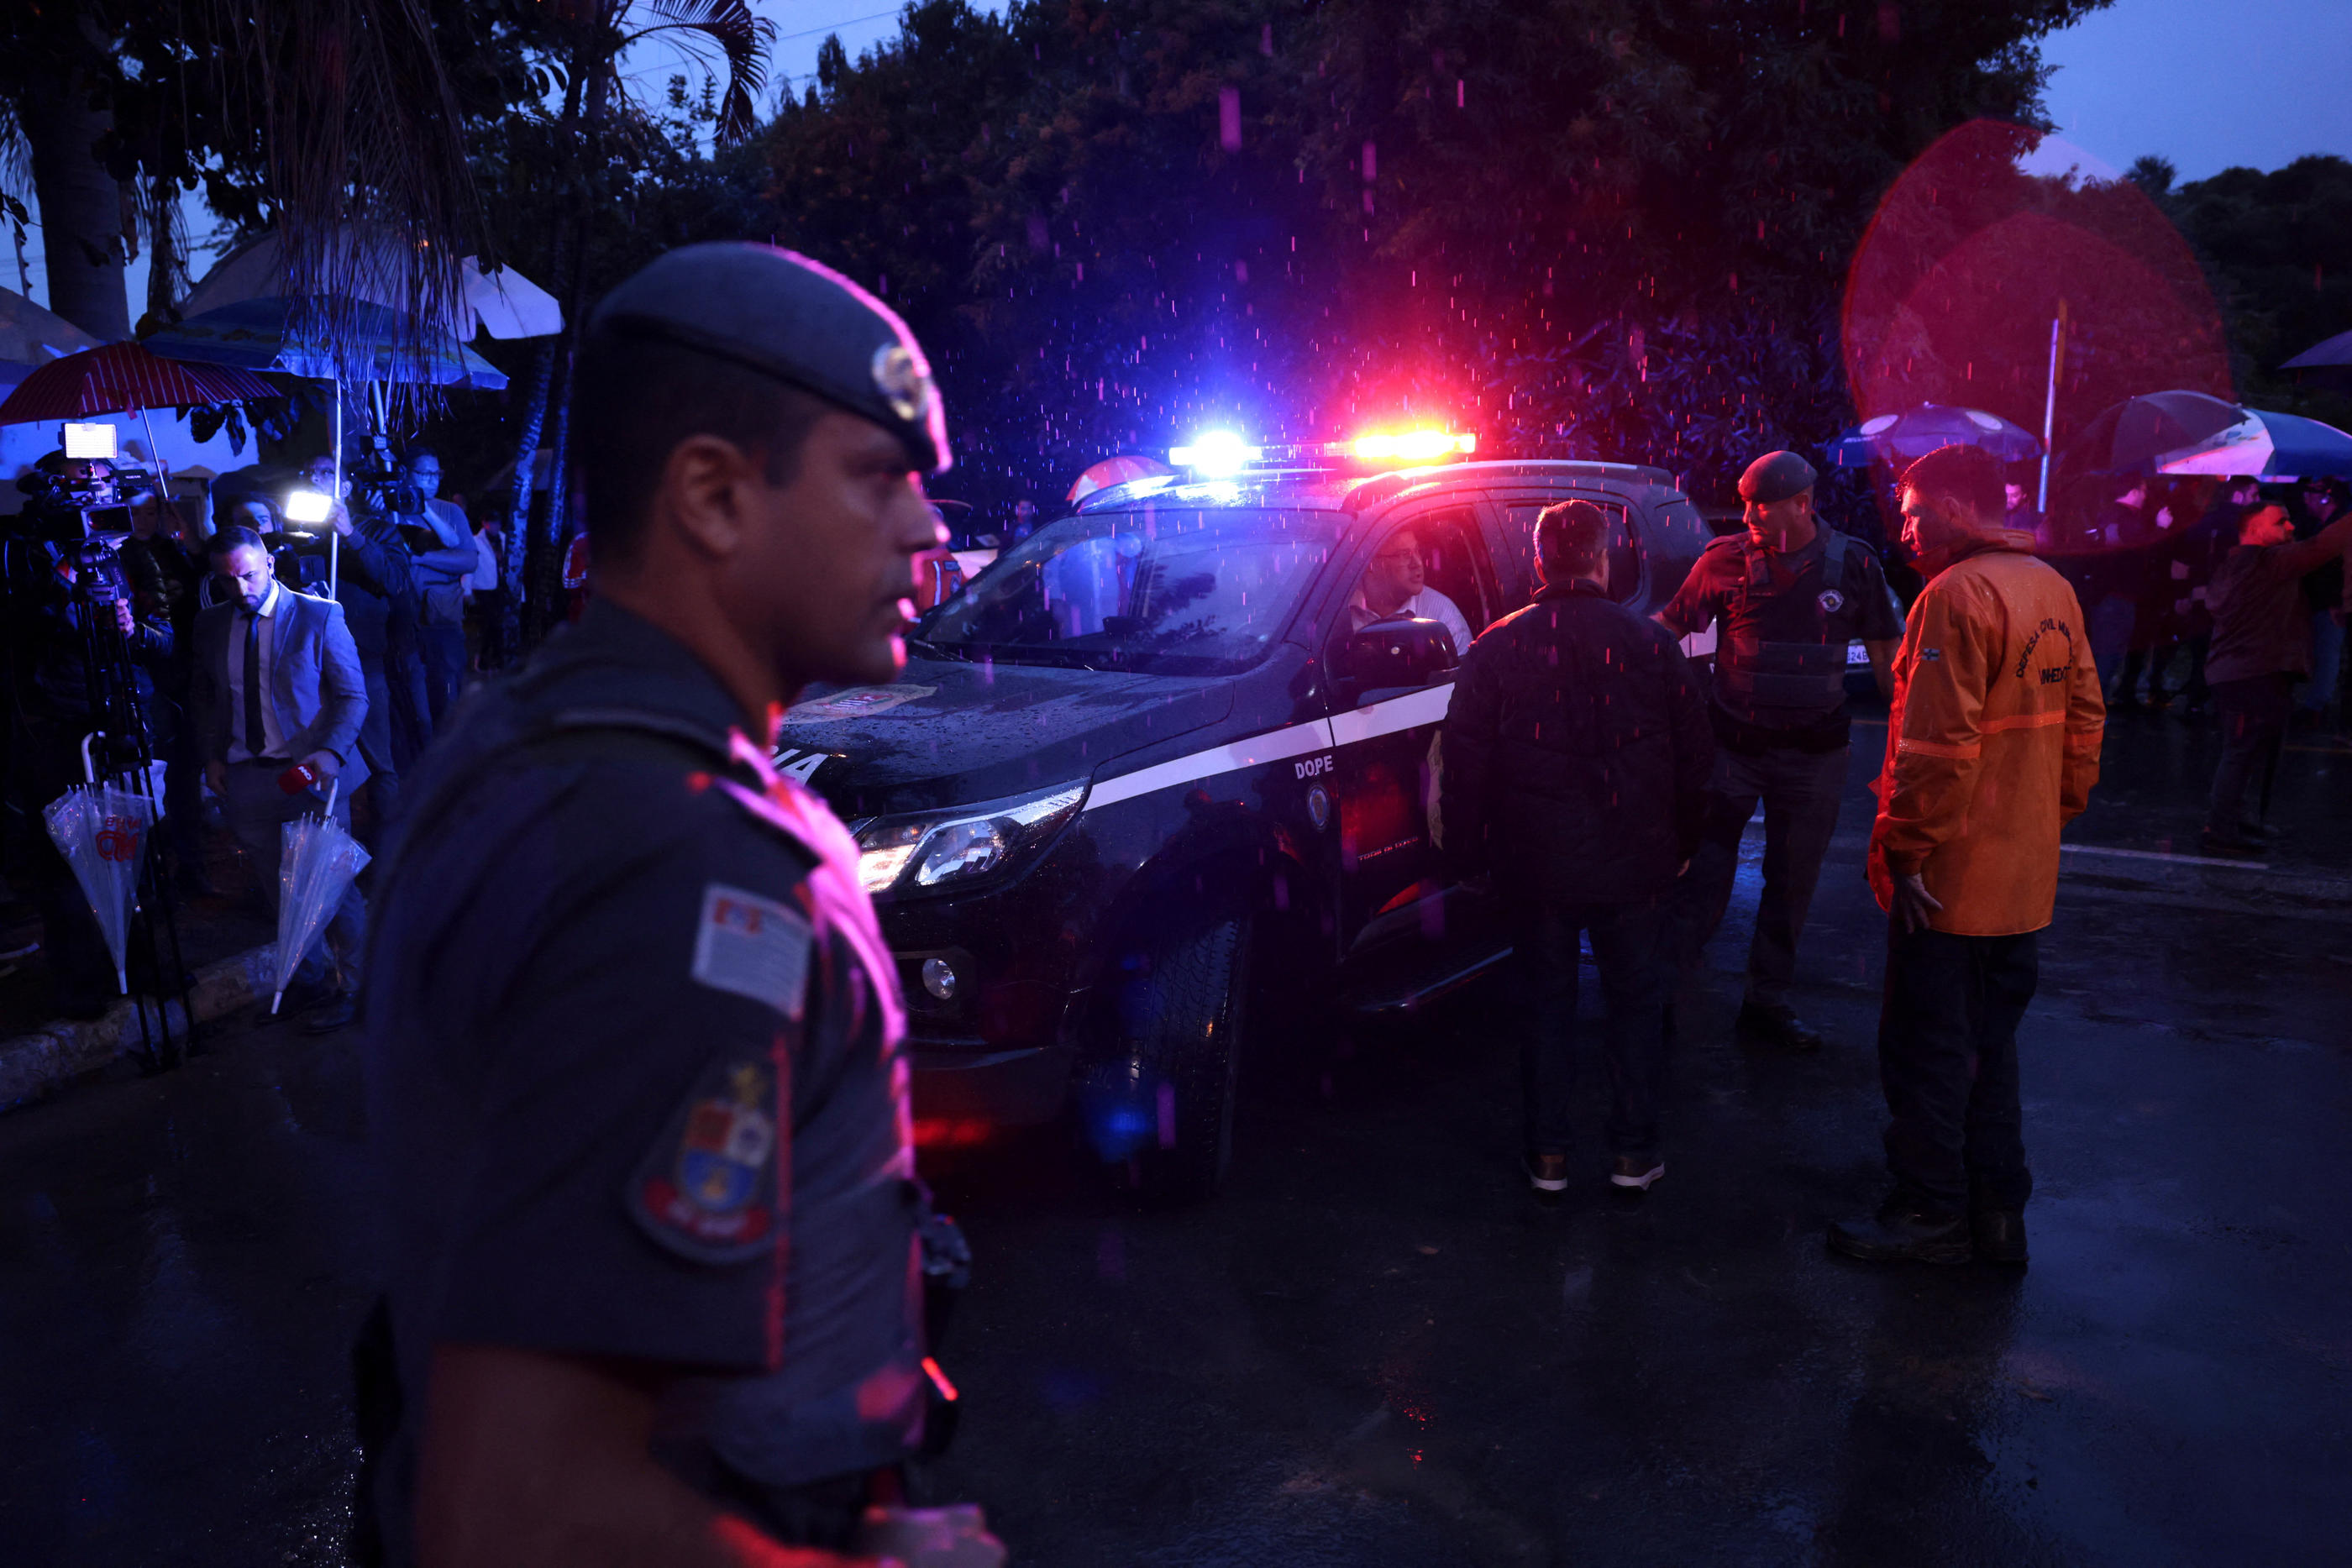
left=3, top=708, right=2349, bottom=1566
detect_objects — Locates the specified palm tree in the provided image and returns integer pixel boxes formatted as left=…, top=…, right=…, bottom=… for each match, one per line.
left=1, top=2, right=489, bottom=359
left=500, top=0, right=774, bottom=649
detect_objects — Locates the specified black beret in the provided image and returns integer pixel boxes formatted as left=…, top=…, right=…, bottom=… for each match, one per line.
left=589, top=243, right=950, bottom=474
left=1738, top=449, right=1817, bottom=505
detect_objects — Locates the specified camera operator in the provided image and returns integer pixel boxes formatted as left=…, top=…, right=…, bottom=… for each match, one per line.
left=122, top=485, right=213, bottom=893
left=1, top=452, right=176, bottom=1017
left=291, top=454, right=425, bottom=831
left=393, top=446, right=481, bottom=724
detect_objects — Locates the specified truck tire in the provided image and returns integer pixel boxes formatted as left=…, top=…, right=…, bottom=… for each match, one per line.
left=1083, top=912, right=1251, bottom=1202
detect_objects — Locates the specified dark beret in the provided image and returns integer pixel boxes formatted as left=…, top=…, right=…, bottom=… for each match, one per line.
left=589, top=243, right=950, bottom=474
left=1738, top=449, right=1817, bottom=505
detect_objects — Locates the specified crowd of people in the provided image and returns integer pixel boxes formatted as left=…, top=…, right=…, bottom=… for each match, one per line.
left=0, top=441, right=509, bottom=1023
left=3, top=233, right=2349, bottom=1566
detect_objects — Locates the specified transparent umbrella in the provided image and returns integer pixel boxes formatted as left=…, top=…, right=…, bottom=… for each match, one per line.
left=270, top=782, right=371, bottom=1014
left=43, top=784, right=156, bottom=995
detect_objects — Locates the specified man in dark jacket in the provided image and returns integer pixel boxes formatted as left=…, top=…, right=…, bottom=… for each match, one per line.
left=2200, top=497, right=2352, bottom=854
left=1441, top=501, right=1713, bottom=1195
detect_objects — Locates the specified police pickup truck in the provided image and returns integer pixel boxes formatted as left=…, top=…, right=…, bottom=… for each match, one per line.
left=775, top=454, right=1708, bottom=1196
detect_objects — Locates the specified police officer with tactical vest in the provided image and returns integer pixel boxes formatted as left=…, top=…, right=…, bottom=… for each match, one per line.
left=1656, top=451, right=1903, bottom=1051
left=360, top=245, right=1002, bottom=1568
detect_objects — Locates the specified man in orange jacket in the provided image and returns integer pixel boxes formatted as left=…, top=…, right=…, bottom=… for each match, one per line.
left=1830, top=444, right=2104, bottom=1267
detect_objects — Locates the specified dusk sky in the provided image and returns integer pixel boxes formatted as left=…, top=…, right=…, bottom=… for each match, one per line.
left=751, top=0, right=2352, bottom=181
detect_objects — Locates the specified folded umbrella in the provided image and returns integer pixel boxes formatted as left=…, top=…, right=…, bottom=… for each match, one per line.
left=1830, top=402, right=2041, bottom=468
left=43, top=784, right=156, bottom=995
left=270, top=783, right=371, bottom=1014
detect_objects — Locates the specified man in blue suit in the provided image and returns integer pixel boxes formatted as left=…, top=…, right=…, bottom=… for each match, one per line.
left=191, top=524, right=370, bottom=1030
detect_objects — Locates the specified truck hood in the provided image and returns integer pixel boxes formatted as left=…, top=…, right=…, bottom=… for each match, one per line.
left=777, top=656, right=1234, bottom=817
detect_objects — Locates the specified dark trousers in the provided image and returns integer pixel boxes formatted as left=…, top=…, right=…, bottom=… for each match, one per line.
left=1672, top=742, right=1849, bottom=1009
left=417, top=621, right=467, bottom=727
left=1877, top=920, right=2037, bottom=1216
left=1513, top=898, right=1667, bottom=1161
left=2208, top=674, right=2293, bottom=833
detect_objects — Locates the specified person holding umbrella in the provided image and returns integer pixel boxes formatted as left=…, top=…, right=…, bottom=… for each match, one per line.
left=360, top=245, right=999, bottom=1567
left=2199, top=496, right=2352, bottom=855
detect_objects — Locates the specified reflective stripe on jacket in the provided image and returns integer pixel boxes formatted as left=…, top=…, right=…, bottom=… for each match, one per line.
left=1867, top=534, right=2104, bottom=936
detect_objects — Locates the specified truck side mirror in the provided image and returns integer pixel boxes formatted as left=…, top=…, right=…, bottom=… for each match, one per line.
left=1339, top=614, right=1457, bottom=705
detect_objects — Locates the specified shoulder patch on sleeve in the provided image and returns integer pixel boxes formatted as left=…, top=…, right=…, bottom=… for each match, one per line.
left=692, top=883, right=811, bottom=1020
left=628, top=1054, right=781, bottom=1264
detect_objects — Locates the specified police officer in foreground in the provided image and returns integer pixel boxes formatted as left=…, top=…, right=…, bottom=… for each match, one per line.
left=360, top=244, right=1001, bottom=1568
left=1656, top=451, right=1903, bottom=1051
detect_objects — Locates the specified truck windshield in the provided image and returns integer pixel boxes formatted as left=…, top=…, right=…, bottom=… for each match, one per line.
left=916, top=507, right=1338, bottom=674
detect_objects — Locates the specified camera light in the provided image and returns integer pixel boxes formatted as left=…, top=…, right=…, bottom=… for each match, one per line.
left=62, top=422, right=117, bottom=461
left=283, top=489, right=333, bottom=525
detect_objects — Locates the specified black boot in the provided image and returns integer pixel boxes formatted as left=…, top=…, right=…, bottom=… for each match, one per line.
left=1971, top=1209, right=2029, bottom=1265
left=1828, top=1201, right=1971, bottom=1264
left=1736, top=1001, right=1823, bottom=1052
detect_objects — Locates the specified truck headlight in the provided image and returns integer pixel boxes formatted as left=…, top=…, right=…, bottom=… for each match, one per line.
left=853, top=782, right=1086, bottom=899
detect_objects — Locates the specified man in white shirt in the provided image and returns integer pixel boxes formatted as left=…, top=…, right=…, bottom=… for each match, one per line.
left=1350, top=524, right=1475, bottom=658
left=192, top=525, right=371, bottom=1029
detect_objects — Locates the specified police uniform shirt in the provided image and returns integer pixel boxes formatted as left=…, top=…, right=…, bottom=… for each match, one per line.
left=363, top=602, right=923, bottom=1561
left=1662, top=530, right=1901, bottom=730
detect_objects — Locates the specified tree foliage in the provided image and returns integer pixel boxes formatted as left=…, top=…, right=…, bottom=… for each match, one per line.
left=2155, top=154, right=2352, bottom=425
left=759, top=0, right=2110, bottom=511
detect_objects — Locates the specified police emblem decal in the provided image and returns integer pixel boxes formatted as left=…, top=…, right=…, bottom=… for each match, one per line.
left=630, top=1058, right=780, bottom=1263
left=692, top=883, right=812, bottom=1020
left=1818, top=589, right=1845, bottom=614
left=871, top=343, right=930, bottom=422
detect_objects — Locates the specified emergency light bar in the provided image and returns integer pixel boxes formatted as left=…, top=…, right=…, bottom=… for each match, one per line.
left=1168, top=431, right=1262, bottom=476
left=1346, top=430, right=1477, bottom=462
left=1169, top=427, right=1477, bottom=475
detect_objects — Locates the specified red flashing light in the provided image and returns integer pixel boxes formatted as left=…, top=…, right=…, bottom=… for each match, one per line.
left=1347, top=429, right=1477, bottom=462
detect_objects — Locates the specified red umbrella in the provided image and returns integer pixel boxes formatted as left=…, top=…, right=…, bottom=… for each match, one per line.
left=0, top=340, right=278, bottom=424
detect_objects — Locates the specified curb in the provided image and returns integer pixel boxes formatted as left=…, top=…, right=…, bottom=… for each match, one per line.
left=0, top=942, right=278, bottom=1110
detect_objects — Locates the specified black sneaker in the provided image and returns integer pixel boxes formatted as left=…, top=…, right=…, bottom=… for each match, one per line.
left=1609, top=1154, right=1664, bottom=1192
left=302, top=995, right=360, bottom=1035
left=1736, top=1002, right=1823, bottom=1052
left=1972, top=1209, right=2029, bottom=1265
left=1526, top=1153, right=1569, bottom=1194
left=1827, top=1204, right=1971, bottom=1265
left=2234, top=821, right=2279, bottom=843
left=2198, top=828, right=2262, bottom=858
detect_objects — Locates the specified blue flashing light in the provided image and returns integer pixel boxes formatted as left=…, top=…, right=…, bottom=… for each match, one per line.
left=1169, top=430, right=1262, bottom=477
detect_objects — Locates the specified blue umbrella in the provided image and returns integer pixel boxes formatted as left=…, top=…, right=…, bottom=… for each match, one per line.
left=1830, top=402, right=2041, bottom=468
left=143, top=296, right=507, bottom=390
left=2155, top=406, right=2352, bottom=480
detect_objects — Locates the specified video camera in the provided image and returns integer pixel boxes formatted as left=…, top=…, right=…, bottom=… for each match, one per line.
left=349, top=434, right=424, bottom=522
left=284, top=434, right=424, bottom=536
left=9, top=422, right=149, bottom=543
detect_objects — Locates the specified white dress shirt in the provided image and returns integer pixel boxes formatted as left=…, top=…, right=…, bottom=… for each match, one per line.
left=1351, top=585, right=1476, bottom=660
left=224, top=579, right=288, bottom=762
